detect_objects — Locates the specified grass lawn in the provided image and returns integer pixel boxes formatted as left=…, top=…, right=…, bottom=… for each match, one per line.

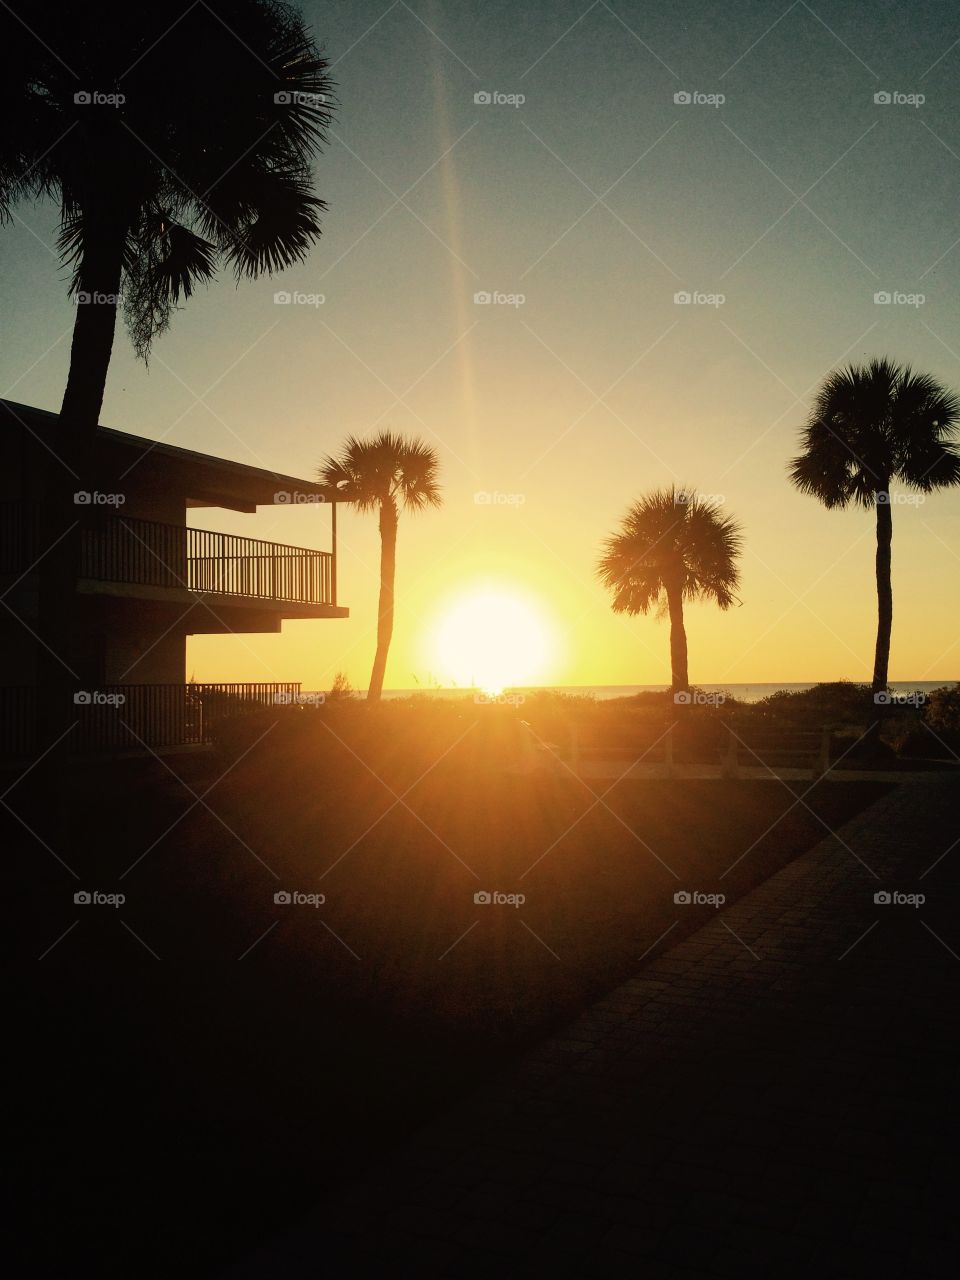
left=8, top=710, right=890, bottom=1276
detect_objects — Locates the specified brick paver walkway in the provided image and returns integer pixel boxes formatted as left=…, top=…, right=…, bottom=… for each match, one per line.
left=228, top=775, right=959, bottom=1278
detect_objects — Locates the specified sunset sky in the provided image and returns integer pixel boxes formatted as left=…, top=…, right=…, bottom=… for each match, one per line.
left=3, top=0, right=960, bottom=689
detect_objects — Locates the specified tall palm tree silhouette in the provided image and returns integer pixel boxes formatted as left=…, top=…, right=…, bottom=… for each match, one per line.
left=1, top=0, right=333, bottom=433
left=789, top=358, right=960, bottom=693
left=597, top=488, right=742, bottom=692
left=320, top=433, right=442, bottom=702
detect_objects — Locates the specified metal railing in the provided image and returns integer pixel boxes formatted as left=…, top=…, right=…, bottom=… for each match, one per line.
left=0, top=682, right=301, bottom=755
left=0, top=503, right=335, bottom=605
left=84, top=515, right=335, bottom=604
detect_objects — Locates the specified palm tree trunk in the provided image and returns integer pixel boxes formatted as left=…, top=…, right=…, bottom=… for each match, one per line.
left=367, top=497, right=398, bottom=702
left=871, top=488, right=893, bottom=693
left=666, top=582, right=689, bottom=692
left=60, top=240, right=125, bottom=428
left=38, top=222, right=126, bottom=749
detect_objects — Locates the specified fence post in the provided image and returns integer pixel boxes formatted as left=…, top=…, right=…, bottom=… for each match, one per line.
left=568, top=721, right=580, bottom=774
left=813, top=727, right=830, bottom=780
left=331, top=501, right=338, bottom=606
left=664, top=724, right=674, bottom=778
left=722, top=726, right=739, bottom=779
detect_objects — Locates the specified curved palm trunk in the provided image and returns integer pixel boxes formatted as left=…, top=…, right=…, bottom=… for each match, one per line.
left=665, top=582, right=689, bottom=692
left=60, top=234, right=125, bottom=428
left=367, top=497, right=398, bottom=702
left=39, top=222, right=126, bottom=750
left=871, top=488, right=893, bottom=693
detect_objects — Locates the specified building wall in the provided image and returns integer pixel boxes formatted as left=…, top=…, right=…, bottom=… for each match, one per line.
left=108, top=457, right=185, bottom=524
left=92, top=601, right=186, bottom=684
left=0, top=615, right=40, bottom=685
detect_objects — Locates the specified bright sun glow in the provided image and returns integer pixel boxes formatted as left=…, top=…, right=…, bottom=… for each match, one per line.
left=427, top=587, right=554, bottom=694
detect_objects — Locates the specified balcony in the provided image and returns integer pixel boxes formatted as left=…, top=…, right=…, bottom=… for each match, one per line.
left=2, top=504, right=338, bottom=608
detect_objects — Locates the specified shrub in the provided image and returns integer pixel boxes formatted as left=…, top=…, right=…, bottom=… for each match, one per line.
left=922, top=684, right=960, bottom=755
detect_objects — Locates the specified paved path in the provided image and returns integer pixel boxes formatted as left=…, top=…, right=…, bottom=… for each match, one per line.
left=228, top=775, right=959, bottom=1278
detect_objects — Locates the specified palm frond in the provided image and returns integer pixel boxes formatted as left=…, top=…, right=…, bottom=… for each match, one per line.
left=122, top=210, right=218, bottom=358
left=213, top=166, right=326, bottom=277
left=597, top=486, right=742, bottom=615
left=791, top=357, right=960, bottom=509
left=684, top=499, right=743, bottom=608
left=317, top=432, right=443, bottom=515
left=267, top=22, right=336, bottom=158
left=56, top=212, right=87, bottom=293
left=787, top=421, right=857, bottom=509
left=0, top=15, right=59, bottom=220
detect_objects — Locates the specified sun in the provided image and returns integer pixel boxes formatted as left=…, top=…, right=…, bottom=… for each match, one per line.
left=426, top=586, right=555, bottom=694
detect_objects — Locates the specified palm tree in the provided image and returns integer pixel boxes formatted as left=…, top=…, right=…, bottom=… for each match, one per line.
left=597, top=488, right=743, bottom=692
left=2, top=2, right=334, bottom=438
left=1, top=0, right=334, bottom=435
left=789, top=358, right=960, bottom=693
left=319, top=433, right=442, bottom=702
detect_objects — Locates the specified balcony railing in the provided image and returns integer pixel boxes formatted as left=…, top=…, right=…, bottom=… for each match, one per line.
left=1, top=504, right=335, bottom=606
left=0, top=682, right=302, bottom=755
left=84, top=515, right=335, bottom=605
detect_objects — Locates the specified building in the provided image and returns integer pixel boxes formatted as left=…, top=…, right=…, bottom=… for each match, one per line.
left=0, top=399, right=348, bottom=752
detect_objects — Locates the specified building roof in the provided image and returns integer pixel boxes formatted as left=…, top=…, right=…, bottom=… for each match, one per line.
left=1, top=399, right=343, bottom=512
